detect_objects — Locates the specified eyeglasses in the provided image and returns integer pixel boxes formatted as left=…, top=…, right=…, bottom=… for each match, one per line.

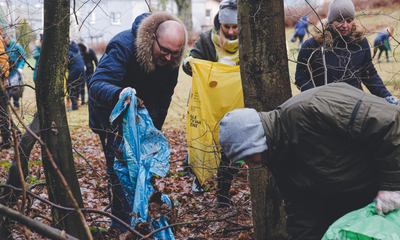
left=154, top=34, right=182, bottom=57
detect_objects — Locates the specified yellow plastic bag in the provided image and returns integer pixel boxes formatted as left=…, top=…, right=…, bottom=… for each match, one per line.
left=187, top=58, right=244, bottom=185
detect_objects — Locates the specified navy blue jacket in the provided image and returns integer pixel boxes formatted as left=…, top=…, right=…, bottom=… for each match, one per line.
left=295, top=34, right=391, bottom=98
left=88, top=13, right=179, bottom=133
left=68, top=41, right=85, bottom=83
left=294, top=16, right=308, bottom=37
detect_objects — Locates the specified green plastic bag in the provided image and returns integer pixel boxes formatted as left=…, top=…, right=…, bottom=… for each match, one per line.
left=322, top=203, right=400, bottom=240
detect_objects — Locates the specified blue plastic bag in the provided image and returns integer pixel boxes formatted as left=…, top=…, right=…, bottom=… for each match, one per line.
left=110, top=88, right=174, bottom=239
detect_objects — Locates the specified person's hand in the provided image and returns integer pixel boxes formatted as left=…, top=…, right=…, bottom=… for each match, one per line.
left=17, top=68, right=23, bottom=75
left=3, top=78, right=9, bottom=87
left=119, top=87, right=136, bottom=105
left=375, top=190, right=400, bottom=215
left=384, top=96, right=399, bottom=105
left=136, top=97, right=145, bottom=108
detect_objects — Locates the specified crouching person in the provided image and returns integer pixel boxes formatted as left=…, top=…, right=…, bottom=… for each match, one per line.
left=219, top=82, right=400, bottom=239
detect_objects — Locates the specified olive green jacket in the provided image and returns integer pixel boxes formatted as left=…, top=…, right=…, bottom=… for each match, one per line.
left=259, top=83, right=400, bottom=196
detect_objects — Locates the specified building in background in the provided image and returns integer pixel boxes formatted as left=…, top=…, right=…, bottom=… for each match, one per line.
left=0, top=0, right=329, bottom=49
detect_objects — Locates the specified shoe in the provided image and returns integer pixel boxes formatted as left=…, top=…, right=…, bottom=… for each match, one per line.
left=13, top=106, right=19, bottom=111
left=181, top=161, right=195, bottom=177
left=192, top=177, right=204, bottom=194
left=387, top=59, right=393, bottom=62
left=81, top=102, right=86, bottom=105
left=72, top=106, right=79, bottom=111
left=217, top=192, right=232, bottom=208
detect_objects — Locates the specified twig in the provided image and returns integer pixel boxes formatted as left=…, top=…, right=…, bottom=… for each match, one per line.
left=0, top=203, right=79, bottom=240
left=79, top=0, right=102, bottom=31
left=6, top=84, right=35, bottom=91
left=144, top=0, right=151, bottom=12
left=29, top=182, right=47, bottom=191
left=222, top=226, right=253, bottom=234
left=169, top=158, right=186, bottom=163
left=73, top=0, right=79, bottom=25
left=72, top=146, right=94, bottom=170
left=0, top=185, right=144, bottom=238
left=139, top=213, right=237, bottom=240
left=11, top=128, right=26, bottom=214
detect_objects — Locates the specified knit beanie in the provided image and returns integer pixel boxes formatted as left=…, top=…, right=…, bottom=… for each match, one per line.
left=327, top=0, right=355, bottom=23
left=218, top=0, right=237, bottom=24
left=219, top=108, right=268, bottom=164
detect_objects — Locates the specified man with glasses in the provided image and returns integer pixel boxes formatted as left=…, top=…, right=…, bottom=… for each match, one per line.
left=88, top=11, right=187, bottom=232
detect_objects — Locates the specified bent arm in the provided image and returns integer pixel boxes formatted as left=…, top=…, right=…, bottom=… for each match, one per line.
left=88, top=41, right=130, bottom=108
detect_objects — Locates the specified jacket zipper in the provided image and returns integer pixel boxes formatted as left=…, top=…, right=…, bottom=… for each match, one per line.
left=348, top=100, right=362, bottom=131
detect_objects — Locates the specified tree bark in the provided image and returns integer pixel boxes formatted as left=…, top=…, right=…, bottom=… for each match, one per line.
left=35, top=0, right=90, bottom=239
left=175, top=0, right=192, bottom=31
left=238, top=0, right=291, bottom=239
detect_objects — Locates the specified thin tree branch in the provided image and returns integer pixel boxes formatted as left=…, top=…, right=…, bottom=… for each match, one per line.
left=139, top=213, right=237, bottom=240
left=11, top=128, right=26, bottom=214
left=79, top=0, right=102, bottom=31
left=0, top=185, right=144, bottom=238
left=0, top=203, right=79, bottom=240
left=72, top=147, right=94, bottom=170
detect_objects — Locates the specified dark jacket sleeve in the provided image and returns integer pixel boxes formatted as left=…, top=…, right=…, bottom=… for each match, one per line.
left=153, top=68, right=179, bottom=129
left=356, top=102, right=400, bottom=190
left=295, top=39, right=316, bottom=91
left=89, top=40, right=131, bottom=108
left=359, top=39, right=391, bottom=98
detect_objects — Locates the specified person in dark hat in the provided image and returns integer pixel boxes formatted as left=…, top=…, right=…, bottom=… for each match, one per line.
left=295, top=0, right=399, bottom=106
left=181, top=0, right=239, bottom=206
left=219, top=82, right=400, bottom=239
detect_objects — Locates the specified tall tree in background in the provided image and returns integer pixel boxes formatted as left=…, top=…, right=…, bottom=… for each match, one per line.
left=174, top=0, right=192, bottom=31
left=35, top=0, right=91, bottom=239
left=238, top=0, right=291, bottom=239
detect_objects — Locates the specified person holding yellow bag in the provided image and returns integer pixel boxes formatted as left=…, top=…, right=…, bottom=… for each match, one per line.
left=183, top=0, right=240, bottom=208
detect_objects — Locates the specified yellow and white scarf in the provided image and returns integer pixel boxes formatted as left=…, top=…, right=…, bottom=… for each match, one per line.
left=211, top=28, right=239, bottom=66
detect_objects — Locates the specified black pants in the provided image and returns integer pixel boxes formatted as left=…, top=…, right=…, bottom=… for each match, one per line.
left=216, top=153, right=239, bottom=202
left=284, top=188, right=377, bottom=239
left=99, top=132, right=132, bottom=231
left=377, top=45, right=389, bottom=60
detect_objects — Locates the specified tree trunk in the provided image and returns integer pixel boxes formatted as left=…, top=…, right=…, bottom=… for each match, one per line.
left=238, top=0, right=291, bottom=239
left=35, top=0, right=89, bottom=239
left=175, top=0, right=192, bottom=31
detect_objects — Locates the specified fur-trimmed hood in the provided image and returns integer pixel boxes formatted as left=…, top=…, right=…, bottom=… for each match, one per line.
left=135, top=12, right=188, bottom=73
left=313, top=21, right=365, bottom=46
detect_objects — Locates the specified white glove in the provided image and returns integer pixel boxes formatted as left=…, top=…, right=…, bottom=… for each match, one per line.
left=375, top=190, right=400, bottom=215
left=119, top=87, right=136, bottom=99
left=384, top=96, right=399, bottom=105
left=17, top=68, right=23, bottom=74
